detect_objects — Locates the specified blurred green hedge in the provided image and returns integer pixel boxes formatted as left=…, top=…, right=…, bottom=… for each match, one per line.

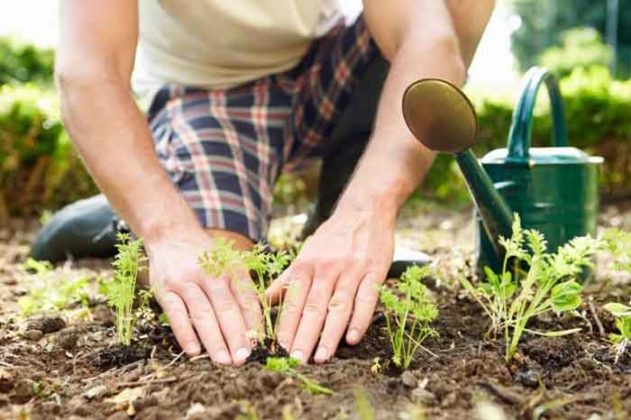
left=420, top=66, right=631, bottom=204
left=0, top=33, right=628, bottom=220
left=0, top=37, right=54, bottom=86
left=0, top=85, right=97, bottom=222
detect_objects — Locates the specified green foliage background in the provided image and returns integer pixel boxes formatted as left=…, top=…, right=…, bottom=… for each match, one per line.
left=510, top=0, right=631, bottom=78
left=0, top=34, right=629, bottom=220
left=0, top=37, right=97, bottom=222
left=421, top=66, right=631, bottom=204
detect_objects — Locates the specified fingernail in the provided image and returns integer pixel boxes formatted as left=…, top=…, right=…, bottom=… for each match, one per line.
left=291, top=350, right=304, bottom=363
left=314, top=347, right=328, bottom=363
left=214, top=349, right=232, bottom=365
left=347, top=329, right=359, bottom=344
left=234, top=347, right=251, bottom=363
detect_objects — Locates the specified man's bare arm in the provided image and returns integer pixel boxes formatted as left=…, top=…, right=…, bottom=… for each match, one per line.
left=57, top=0, right=200, bottom=244
left=58, top=0, right=261, bottom=365
left=269, top=0, right=494, bottom=364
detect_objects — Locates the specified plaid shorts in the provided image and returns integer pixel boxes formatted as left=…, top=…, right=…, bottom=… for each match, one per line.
left=148, top=16, right=379, bottom=242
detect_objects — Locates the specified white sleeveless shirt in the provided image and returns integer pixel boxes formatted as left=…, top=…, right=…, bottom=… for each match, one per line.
left=132, top=0, right=342, bottom=102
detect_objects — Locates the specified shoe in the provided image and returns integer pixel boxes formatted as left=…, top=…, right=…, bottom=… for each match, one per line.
left=30, top=194, right=118, bottom=262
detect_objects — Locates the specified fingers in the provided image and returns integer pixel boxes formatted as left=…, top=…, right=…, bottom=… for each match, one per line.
left=230, top=269, right=264, bottom=343
left=289, top=268, right=337, bottom=363
left=275, top=264, right=313, bottom=352
left=156, top=290, right=201, bottom=356
left=200, top=275, right=252, bottom=365
left=178, top=285, right=232, bottom=365
left=265, top=269, right=289, bottom=305
left=313, top=274, right=360, bottom=363
left=346, top=271, right=384, bottom=345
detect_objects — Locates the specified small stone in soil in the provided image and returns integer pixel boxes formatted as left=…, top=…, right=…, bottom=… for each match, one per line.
left=401, top=371, right=418, bottom=388
left=24, top=329, right=44, bottom=341
left=55, top=330, right=79, bottom=351
left=514, top=369, right=540, bottom=388
left=0, top=368, right=16, bottom=392
left=27, top=316, right=66, bottom=334
left=11, top=378, right=35, bottom=404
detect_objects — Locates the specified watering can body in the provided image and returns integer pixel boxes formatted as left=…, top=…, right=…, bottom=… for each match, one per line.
left=401, top=67, right=603, bottom=272
left=476, top=68, right=603, bottom=270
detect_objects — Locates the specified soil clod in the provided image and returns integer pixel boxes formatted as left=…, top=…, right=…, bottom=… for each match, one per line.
left=27, top=315, right=66, bottom=334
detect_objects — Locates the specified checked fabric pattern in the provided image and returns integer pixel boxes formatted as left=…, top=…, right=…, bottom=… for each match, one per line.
left=148, top=16, right=379, bottom=242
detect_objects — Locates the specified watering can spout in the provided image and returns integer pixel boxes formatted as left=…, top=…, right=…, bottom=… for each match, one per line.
left=401, top=79, right=515, bottom=260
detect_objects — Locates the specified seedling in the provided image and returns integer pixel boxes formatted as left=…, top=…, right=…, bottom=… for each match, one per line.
left=199, top=239, right=293, bottom=349
left=379, top=265, right=438, bottom=370
left=603, top=302, right=630, bottom=364
left=602, top=228, right=631, bottom=272
left=18, top=258, right=90, bottom=316
left=265, top=357, right=333, bottom=395
left=461, top=215, right=602, bottom=361
left=101, top=233, right=146, bottom=346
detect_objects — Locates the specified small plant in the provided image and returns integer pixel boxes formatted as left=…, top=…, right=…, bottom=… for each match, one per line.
left=101, top=233, right=146, bottom=346
left=265, top=357, right=333, bottom=395
left=603, top=302, right=630, bottom=364
left=461, top=215, right=602, bottom=361
left=602, top=228, right=631, bottom=272
left=18, top=258, right=90, bottom=316
left=379, top=265, right=438, bottom=370
left=199, top=239, right=294, bottom=349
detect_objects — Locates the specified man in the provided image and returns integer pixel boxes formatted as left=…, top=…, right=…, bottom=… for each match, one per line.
left=39, top=0, right=494, bottom=366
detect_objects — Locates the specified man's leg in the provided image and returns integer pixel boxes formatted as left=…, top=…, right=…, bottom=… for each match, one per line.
left=302, top=55, right=388, bottom=236
left=31, top=194, right=118, bottom=262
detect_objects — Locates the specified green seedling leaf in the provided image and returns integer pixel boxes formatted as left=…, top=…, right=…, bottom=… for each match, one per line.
left=102, top=233, right=146, bottom=346
left=458, top=213, right=604, bottom=362
left=603, top=303, right=631, bottom=318
left=265, top=357, right=332, bottom=395
left=380, top=265, right=438, bottom=369
left=550, top=281, right=583, bottom=312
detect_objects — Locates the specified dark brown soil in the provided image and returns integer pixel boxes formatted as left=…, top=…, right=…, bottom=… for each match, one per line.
left=0, top=203, right=629, bottom=419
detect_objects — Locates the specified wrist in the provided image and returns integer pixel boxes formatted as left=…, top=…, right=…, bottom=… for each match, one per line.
left=334, top=189, right=400, bottom=226
left=139, top=214, right=204, bottom=250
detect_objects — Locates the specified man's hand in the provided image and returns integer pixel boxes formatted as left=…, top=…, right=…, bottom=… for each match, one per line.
left=147, top=229, right=263, bottom=366
left=267, top=204, right=395, bottom=363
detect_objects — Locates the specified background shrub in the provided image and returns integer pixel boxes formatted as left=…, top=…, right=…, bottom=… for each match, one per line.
left=0, top=37, right=54, bottom=86
left=420, top=66, right=631, bottom=203
left=0, top=85, right=97, bottom=222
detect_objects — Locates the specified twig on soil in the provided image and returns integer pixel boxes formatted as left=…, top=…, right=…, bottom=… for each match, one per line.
left=81, top=360, right=143, bottom=384
left=190, top=353, right=210, bottom=362
left=116, top=376, right=178, bottom=388
left=417, top=344, right=439, bottom=359
left=477, top=381, right=524, bottom=406
left=0, top=360, right=17, bottom=368
left=587, top=298, right=606, bottom=337
left=161, top=350, right=185, bottom=370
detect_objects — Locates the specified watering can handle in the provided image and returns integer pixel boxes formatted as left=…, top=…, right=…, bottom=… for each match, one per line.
left=506, top=67, right=568, bottom=162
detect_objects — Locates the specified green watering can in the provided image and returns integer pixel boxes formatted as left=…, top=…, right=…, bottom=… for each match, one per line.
left=401, top=67, right=603, bottom=271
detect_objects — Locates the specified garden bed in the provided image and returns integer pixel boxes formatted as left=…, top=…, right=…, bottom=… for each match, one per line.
left=0, top=203, right=629, bottom=419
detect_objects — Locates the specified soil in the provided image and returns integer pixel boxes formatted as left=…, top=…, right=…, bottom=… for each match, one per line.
left=1, top=202, right=630, bottom=420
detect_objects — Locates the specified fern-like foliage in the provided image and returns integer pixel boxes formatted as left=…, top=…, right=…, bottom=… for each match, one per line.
left=380, top=265, right=438, bottom=369
left=101, top=233, right=146, bottom=346
left=461, top=214, right=604, bottom=362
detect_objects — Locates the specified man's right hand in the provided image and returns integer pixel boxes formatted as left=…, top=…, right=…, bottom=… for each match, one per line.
left=146, top=229, right=263, bottom=366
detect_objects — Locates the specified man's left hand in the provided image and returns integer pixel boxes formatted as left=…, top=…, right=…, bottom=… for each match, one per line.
left=266, top=205, right=395, bottom=363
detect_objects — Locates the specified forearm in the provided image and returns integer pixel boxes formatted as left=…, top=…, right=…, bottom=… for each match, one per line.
left=338, top=27, right=465, bottom=218
left=338, top=0, right=493, bottom=218
left=59, top=78, right=201, bottom=243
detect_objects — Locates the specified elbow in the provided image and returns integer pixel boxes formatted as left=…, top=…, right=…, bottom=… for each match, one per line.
left=403, top=30, right=467, bottom=85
